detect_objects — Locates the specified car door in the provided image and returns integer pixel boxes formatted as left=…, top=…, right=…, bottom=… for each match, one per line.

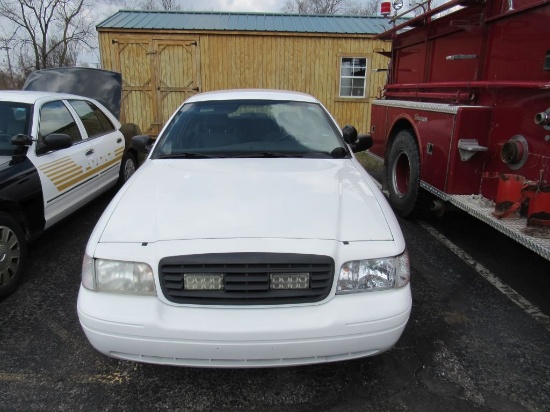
left=66, top=99, right=124, bottom=190
left=31, top=99, right=102, bottom=229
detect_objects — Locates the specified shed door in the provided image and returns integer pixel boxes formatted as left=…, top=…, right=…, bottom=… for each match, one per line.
left=115, top=38, right=200, bottom=137
left=115, top=40, right=156, bottom=135
left=154, top=39, right=200, bottom=132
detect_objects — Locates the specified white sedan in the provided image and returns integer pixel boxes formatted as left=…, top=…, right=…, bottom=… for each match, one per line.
left=77, top=89, right=411, bottom=368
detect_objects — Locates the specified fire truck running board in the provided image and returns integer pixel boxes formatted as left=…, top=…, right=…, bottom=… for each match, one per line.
left=447, top=194, right=550, bottom=261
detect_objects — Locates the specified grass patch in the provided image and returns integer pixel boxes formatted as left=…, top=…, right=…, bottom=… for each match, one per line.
left=355, top=151, right=383, bottom=173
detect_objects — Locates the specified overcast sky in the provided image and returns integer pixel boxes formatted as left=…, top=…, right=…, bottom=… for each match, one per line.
left=100, top=0, right=286, bottom=17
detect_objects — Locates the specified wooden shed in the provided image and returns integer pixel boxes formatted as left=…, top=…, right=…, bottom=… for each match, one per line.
left=97, top=11, right=399, bottom=137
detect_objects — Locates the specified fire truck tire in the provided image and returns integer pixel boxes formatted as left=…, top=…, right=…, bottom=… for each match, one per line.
left=386, top=130, right=421, bottom=218
left=0, top=213, right=28, bottom=298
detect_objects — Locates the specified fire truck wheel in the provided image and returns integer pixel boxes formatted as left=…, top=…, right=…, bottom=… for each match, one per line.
left=387, top=130, right=421, bottom=218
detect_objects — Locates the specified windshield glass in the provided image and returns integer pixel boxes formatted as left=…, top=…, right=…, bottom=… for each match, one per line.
left=151, top=100, right=349, bottom=159
left=0, top=103, right=32, bottom=156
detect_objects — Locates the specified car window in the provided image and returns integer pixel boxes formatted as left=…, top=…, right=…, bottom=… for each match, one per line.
left=0, top=103, right=31, bottom=156
left=38, top=100, right=82, bottom=147
left=68, top=99, right=115, bottom=139
left=152, top=100, right=348, bottom=159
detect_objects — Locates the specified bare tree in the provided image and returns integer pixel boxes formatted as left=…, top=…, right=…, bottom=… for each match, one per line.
left=282, top=0, right=381, bottom=15
left=157, top=0, right=180, bottom=10
left=112, top=0, right=180, bottom=10
left=282, top=0, right=350, bottom=14
left=0, top=0, right=95, bottom=76
left=346, top=0, right=381, bottom=15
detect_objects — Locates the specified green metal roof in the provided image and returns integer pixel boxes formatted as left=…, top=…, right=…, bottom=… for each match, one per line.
left=97, top=10, right=404, bottom=35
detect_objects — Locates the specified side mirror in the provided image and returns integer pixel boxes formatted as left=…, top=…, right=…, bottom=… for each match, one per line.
left=351, top=134, right=373, bottom=153
left=342, top=125, right=373, bottom=153
left=43, top=133, right=73, bottom=151
left=132, top=134, right=154, bottom=154
left=342, top=125, right=358, bottom=145
left=11, top=134, right=33, bottom=146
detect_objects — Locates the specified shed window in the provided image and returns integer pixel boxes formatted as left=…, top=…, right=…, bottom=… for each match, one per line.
left=339, top=57, right=367, bottom=98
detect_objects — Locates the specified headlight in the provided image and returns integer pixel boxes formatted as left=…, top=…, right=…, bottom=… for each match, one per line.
left=336, top=250, right=410, bottom=294
left=81, top=254, right=156, bottom=295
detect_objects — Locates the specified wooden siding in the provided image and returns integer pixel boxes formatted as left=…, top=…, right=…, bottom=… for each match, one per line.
left=98, top=30, right=390, bottom=136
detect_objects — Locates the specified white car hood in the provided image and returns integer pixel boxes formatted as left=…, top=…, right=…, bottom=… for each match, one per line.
left=99, top=158, right=393, bottom=243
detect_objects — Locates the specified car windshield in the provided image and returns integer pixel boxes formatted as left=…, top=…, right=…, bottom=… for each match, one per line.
left=0, top=103, right=32, bottom=156
left=151, top=100, right=350, bottom=159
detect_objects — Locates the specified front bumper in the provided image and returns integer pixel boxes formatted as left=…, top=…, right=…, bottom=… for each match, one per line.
left=77, top=284, right=412, bottom=368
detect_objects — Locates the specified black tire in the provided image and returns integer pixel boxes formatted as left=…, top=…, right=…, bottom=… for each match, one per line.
left=0, top=214, right=27, bottom=298
left=118, top=151, right=137, bottom=188
left=386, top=130, right=421, bottom=218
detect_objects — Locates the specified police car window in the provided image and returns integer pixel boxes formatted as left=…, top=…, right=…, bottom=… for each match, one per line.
left=38, top=101, right=82, bottom=144
left=68, top=100, right=114, bottom=138
left=0, top=103, right=31, bottom=156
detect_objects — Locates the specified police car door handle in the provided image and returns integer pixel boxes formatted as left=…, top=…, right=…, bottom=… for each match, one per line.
left=85, top=149, right=95, bottom=156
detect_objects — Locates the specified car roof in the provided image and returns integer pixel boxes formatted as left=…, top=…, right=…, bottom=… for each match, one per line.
left=186, top=89, right=319, bottom=104
left=0, top=90, right=91, bottom=104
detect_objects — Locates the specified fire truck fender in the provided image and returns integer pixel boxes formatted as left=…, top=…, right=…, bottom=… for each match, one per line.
left=384, top=114, right=419, bottom=161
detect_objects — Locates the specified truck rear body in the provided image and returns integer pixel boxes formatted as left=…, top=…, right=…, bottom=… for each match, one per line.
left=370, top=0, right=550, bottom=259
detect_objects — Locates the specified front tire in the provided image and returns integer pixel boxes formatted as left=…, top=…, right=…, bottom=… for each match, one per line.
left=386, top=130, right=421, bottom=218
left=0, top=214, right=27, bottom=298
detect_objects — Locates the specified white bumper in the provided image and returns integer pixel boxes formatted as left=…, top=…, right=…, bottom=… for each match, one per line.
left=77, top=284, right=411, bottom=368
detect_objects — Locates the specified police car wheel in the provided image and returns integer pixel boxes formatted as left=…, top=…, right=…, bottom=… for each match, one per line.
left=119, top=151, right=137, bottom=187
left=0, top=214, right=27, bottom=298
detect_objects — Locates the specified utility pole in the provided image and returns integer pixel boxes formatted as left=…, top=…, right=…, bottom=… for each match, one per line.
left=0, top=44, right=14, bottom=89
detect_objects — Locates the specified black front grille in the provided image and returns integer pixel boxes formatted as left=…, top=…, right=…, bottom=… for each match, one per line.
left=159, top=253, right=334, bottom=305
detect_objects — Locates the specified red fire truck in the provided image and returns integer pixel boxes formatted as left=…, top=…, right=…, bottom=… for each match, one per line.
left=369, top=0, right=550, bottom=260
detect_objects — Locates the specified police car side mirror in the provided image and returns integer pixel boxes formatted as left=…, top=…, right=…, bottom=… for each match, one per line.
left=132, top=134, right=154, bottom=154
left=11, top=134, right=33, bottom=146
left=43, top=133, right=73, bottom=151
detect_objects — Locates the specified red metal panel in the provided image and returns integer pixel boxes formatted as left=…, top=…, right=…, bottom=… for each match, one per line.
left=369, top=104, right=389, bottom=159
left=446, top=108, right=493, bottom=194
left=393, top=38, right=427, bottom=85
left=412, top=109, right=455, bottom=192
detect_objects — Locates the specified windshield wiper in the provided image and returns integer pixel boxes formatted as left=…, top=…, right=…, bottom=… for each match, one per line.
left=156, top=152, right=225, bottom=159
left=229, top=152, right=305, bottom=158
